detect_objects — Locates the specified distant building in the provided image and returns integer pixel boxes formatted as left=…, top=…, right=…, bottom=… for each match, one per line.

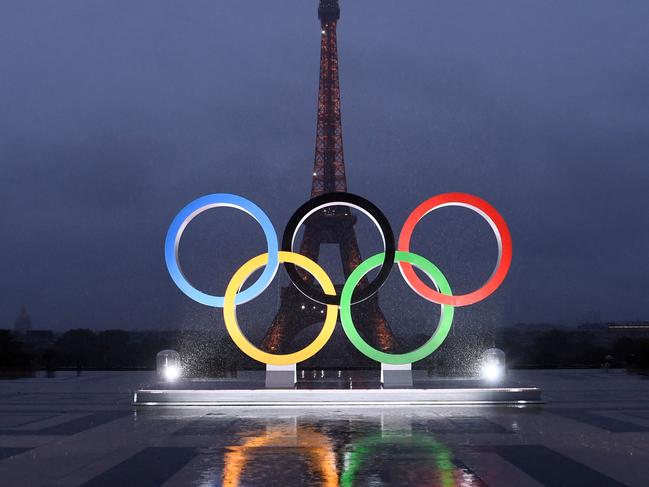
left=13, top=305, right=32, bottom=335
left=608, top=322, right=649, bottom=331
left=608, top=322, right=649, bottom=339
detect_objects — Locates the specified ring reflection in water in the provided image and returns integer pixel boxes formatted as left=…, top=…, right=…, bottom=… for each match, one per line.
left=215, top=417, right=483, bottom=486
left=222, top=425, right=338, bottom=487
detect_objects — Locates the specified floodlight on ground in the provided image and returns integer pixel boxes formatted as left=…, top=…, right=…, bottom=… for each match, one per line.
left=480, top=348, right=506, bottom=383
left=157, top=350, right=182, bottom=382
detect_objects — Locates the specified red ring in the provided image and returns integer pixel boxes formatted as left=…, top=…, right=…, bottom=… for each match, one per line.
left=397, top=193, right=512, bottom=307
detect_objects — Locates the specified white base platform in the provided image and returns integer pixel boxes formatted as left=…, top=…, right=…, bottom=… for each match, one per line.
left=134, top=387, right=542, bottom=407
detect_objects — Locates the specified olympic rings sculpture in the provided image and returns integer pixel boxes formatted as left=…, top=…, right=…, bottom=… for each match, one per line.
left=165, top=192, right=512, bottom=366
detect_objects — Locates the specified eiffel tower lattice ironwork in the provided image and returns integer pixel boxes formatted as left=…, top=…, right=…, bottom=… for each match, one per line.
left=262, top=0, right=397, bottom=355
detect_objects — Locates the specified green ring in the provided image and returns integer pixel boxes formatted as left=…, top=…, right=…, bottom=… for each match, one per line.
left=340, top=250, right=454, bottom=365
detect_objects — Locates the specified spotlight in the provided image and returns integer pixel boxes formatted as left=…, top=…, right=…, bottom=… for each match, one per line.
left=157, top=349, right=182, bottom=382
left=481, top=361, right=503, bottom=382
left=480, top=348, right=506, bottom=383
left=163, top=364, right=181, bottom=382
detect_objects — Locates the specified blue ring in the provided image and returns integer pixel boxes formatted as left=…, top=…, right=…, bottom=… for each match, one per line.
left=164, top=194, right=279, bottom=307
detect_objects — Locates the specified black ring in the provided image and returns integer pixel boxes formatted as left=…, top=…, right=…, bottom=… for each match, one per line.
left=282, top=192, right=395, bottom=306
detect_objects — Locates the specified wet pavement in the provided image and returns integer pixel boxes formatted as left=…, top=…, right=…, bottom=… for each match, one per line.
left=0, top=369, right=648, bottom=486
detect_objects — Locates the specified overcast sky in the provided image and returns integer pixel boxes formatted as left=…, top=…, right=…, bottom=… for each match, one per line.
left=1, top=0, right=648, bottom=333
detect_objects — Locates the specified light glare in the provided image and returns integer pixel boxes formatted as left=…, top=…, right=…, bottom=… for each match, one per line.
left=163, top=365, right=181, bottom=382
left=481, top=362, right=503, bottom=382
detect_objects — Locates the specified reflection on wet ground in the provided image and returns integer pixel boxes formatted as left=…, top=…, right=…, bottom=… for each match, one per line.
left=1, top=370, right=649, bottom=486
left=191, top=415, right=485, bottom=487
left=221, top=423, right=339, bottom=487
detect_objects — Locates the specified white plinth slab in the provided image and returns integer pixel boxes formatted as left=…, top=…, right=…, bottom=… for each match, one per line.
left=134, top=387, right=542, bottom=407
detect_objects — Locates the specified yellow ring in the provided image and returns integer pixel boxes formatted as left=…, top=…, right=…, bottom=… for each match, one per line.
left=223, top=251, right=338, bottom=366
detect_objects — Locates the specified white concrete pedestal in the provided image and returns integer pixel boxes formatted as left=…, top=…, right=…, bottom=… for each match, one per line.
left=265, top=364, right=296, bottom=389
left=381, top=363, right=413, bottom=388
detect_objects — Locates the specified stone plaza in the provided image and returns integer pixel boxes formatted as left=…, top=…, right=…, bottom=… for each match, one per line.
left=0, top=369, right=648, bottom=486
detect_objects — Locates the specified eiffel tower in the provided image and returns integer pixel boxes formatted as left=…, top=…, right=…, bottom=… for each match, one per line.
left=262, top=0, right=396, bottom=355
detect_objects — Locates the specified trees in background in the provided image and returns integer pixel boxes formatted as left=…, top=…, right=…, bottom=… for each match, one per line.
left=1, top=326, right=649, bottom=375
left=48, top=329, right=177, bottom=369
left=496, top=327, right=649, bottom=369
left=0, top=330, right=34, bottom=378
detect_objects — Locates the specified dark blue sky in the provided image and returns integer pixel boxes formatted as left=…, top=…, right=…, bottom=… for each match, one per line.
left=1, top=1, right=648, bottom=332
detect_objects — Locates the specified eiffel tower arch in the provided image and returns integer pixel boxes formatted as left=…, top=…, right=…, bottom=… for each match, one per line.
left=262, top=0, right=397, bottom=356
